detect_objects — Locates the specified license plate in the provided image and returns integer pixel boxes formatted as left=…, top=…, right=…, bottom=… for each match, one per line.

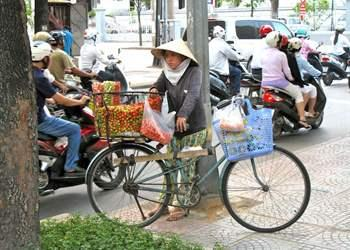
left=322, top=66, right=328, bottom=73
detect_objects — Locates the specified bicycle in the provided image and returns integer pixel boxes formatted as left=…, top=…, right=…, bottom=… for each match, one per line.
left=86, top=92, right=311, bottom=233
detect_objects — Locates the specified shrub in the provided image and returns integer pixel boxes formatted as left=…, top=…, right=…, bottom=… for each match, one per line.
left=40, top=215, right=203, bottom=250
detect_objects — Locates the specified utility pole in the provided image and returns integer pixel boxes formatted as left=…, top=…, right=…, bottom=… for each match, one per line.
left=331, top=0, right=335, bottom=31
left=152, top=0, right=162, bottom=66
left=187, top=1, right=219, bottom=195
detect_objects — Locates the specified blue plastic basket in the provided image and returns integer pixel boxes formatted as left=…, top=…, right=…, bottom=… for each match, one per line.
left=213, top=99, right=273, bottom=162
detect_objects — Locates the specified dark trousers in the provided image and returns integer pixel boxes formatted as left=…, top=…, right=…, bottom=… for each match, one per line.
left=228, top=64, right=241, bottom=95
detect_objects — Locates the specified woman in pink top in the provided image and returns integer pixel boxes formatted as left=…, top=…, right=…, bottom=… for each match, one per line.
left=261, top=31, right=310, bottom=128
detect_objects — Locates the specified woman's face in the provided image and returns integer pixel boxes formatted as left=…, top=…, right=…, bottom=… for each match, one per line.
left=164, top=51, right=185, bottom=70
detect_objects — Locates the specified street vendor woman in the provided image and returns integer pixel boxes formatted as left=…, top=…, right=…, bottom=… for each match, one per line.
left=148, top=39, right=207, bottom=221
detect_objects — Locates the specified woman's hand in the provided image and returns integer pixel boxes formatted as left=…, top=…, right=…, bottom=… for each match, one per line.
left=176, top=117, right=187, bottom=133
left=149, top=87, right=159, bottom=98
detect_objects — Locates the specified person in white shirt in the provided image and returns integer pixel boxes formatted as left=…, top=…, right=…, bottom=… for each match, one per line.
left=330, top=23, right=350, bottom=65
left=250, top=24, right=274, bottom=81
left=80, top=30, right=111, bottom=73
left=209, top=25, right=242, bottom=95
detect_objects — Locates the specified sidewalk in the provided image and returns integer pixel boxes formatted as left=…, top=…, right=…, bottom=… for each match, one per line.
left=146, top=135, right=350, bottom=249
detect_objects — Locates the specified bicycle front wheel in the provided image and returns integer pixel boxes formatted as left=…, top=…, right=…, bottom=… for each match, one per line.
left=221, top=145, right=311, bottom=233
left=86, top=142, right=171, bottom=227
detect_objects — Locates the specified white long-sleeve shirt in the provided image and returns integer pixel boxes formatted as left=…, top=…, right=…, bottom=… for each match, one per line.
left=209, top=37, right=241, bottom=75
left=330, top=34, right=350, bottom=56
left=80, top=43, right=110, bottom=72
left=251, top=38, right=269, bottom=69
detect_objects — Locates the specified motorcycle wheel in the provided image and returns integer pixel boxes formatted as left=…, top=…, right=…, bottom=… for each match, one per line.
left=322, top=72, right=333, bottom=86
left=272, top=112, right=284, bottom=140
left=311, top=112, right=324, bottom=129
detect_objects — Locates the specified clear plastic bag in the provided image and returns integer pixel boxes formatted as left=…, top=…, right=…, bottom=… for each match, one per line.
left=140, top=99, right=175, bottom=145
left=213, top=99, right=246, bottom=132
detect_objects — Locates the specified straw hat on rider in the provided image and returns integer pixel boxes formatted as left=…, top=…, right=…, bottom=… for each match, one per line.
left=151, top=39, right=198, bottom=65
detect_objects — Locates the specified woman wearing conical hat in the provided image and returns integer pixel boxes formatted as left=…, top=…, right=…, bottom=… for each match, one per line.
left=148, top=39, right=207, bottom=221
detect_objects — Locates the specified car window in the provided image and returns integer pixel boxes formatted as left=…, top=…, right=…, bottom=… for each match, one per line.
left=235, top=20, right=259, bottom=39
left=272, top=21, right=293, bottom=38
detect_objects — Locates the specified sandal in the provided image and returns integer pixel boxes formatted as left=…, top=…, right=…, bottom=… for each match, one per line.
left=298, top=119, right=311, bottom=129
left=305, top=111, right=320, bottom=118
left=166, top=210, right=186, bottom=221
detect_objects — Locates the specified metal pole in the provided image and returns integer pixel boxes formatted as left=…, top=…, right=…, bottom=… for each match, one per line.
left=187, top=1, right=219, bottom=195
left=331, top=0, right=335, bottom=31
left=152, top=0, right=161, bottom=66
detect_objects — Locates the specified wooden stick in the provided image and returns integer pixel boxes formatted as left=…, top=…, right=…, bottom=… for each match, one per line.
left=112, top=149, right=209, bottom=165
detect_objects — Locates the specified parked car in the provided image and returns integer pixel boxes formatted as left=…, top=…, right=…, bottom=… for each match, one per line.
left=223, top=18, right=294, bottom=63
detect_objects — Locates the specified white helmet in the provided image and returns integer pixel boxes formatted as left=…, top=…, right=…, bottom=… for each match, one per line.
left=31, top=41, right=52, bottom=61
left=289, top=37, right=302, bottom=51
left=335, top=22, right=345, bottom=32
left=265, top=31, right=280, bottom=48
left=212, top=25, right=226, bottom=39
left=84, top=29, right=97, bottom=41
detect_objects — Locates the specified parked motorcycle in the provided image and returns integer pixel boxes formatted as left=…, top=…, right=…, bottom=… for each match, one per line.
left=38, top=92, right=124, bottom=195
left=262, top=75, right=326, bottom=139
left=320, top=51, right=350, bottom=87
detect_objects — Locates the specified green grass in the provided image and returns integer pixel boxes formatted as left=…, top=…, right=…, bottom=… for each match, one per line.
left=40, top=215, right=204, bottom=250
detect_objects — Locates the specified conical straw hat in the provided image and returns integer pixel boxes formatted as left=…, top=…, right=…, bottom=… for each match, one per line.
left=151, top=39, right=198, bottom=64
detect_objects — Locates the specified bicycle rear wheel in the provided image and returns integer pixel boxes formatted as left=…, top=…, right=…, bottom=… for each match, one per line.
left=221, top=145, right=311, bottom=233
left=86, top=142, right=171, bottom=227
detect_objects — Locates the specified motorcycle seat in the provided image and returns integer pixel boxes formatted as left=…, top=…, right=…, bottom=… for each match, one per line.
left=38, top=132, right=57, bottom=141
left=262, top=86, right=291, bottom=96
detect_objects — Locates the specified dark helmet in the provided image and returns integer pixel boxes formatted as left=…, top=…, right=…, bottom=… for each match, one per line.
left=49, top=30, right=65, bottom=45
left=259, top=24, right=273, bottom=38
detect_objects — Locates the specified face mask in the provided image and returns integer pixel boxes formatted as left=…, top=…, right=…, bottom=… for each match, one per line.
left=42, top=56, right=50, bottom=69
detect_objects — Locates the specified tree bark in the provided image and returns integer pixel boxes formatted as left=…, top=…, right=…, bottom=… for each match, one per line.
left=270, top=0, right=279, bottom=19
left=0, top=0, right=39, bottom=249
left=34, top=0, right=48, bottom=32
left=136, top=0, right=143, bottom=46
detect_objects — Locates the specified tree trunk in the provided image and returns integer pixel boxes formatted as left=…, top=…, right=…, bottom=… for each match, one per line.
left=137, top=6, right=143, bottom=46
left=34, top=0, right=48, bottom=32
left=250, top=0, right=254, bottom=17
left=0, top=1, right=39, bottom=249
left=270, top=0, right=279, bottom=19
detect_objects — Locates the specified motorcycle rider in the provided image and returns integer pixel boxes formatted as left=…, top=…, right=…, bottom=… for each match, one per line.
left=250, top=24, right=274, bottom=81
left=295, top=28, right=322, bottom=72
left=261, top=31, right=310, bottom=128
left=80, top=29, right=112, bottom=73
left=289, top=37, right=321, bottom=118
left=32, top=41, right=90, bottom=175
left=32, top=31, right=69, bottom=93
left=33, top=31, right=96, bottom=84
left=330, top=23, right=350, bottom=66
left=209, top=25, right=242, bottom=96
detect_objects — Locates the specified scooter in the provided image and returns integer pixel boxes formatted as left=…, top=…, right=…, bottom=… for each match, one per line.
left=320, top=51, right=350, bottom=87
left=80, top=57, right=129, bottom=92
left=38, top=92, right=124, bottom=195
left=209, top=60, right=260, bottom=106
left=261, top=75, right=326, bottom=139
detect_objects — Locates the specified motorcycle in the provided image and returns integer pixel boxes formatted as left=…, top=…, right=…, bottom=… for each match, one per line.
left=80, top=56, right=129, bottom=92
left=209, top=60, right=260, bottom=106
left=320, top=50, right=350, bottom=87
left=38, top=92, right=124, bottom=195
left=261, top=75, right=326, bottom=139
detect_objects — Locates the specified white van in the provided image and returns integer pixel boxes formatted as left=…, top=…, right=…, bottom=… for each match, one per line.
left=222, top=18, right=294, bottom=63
